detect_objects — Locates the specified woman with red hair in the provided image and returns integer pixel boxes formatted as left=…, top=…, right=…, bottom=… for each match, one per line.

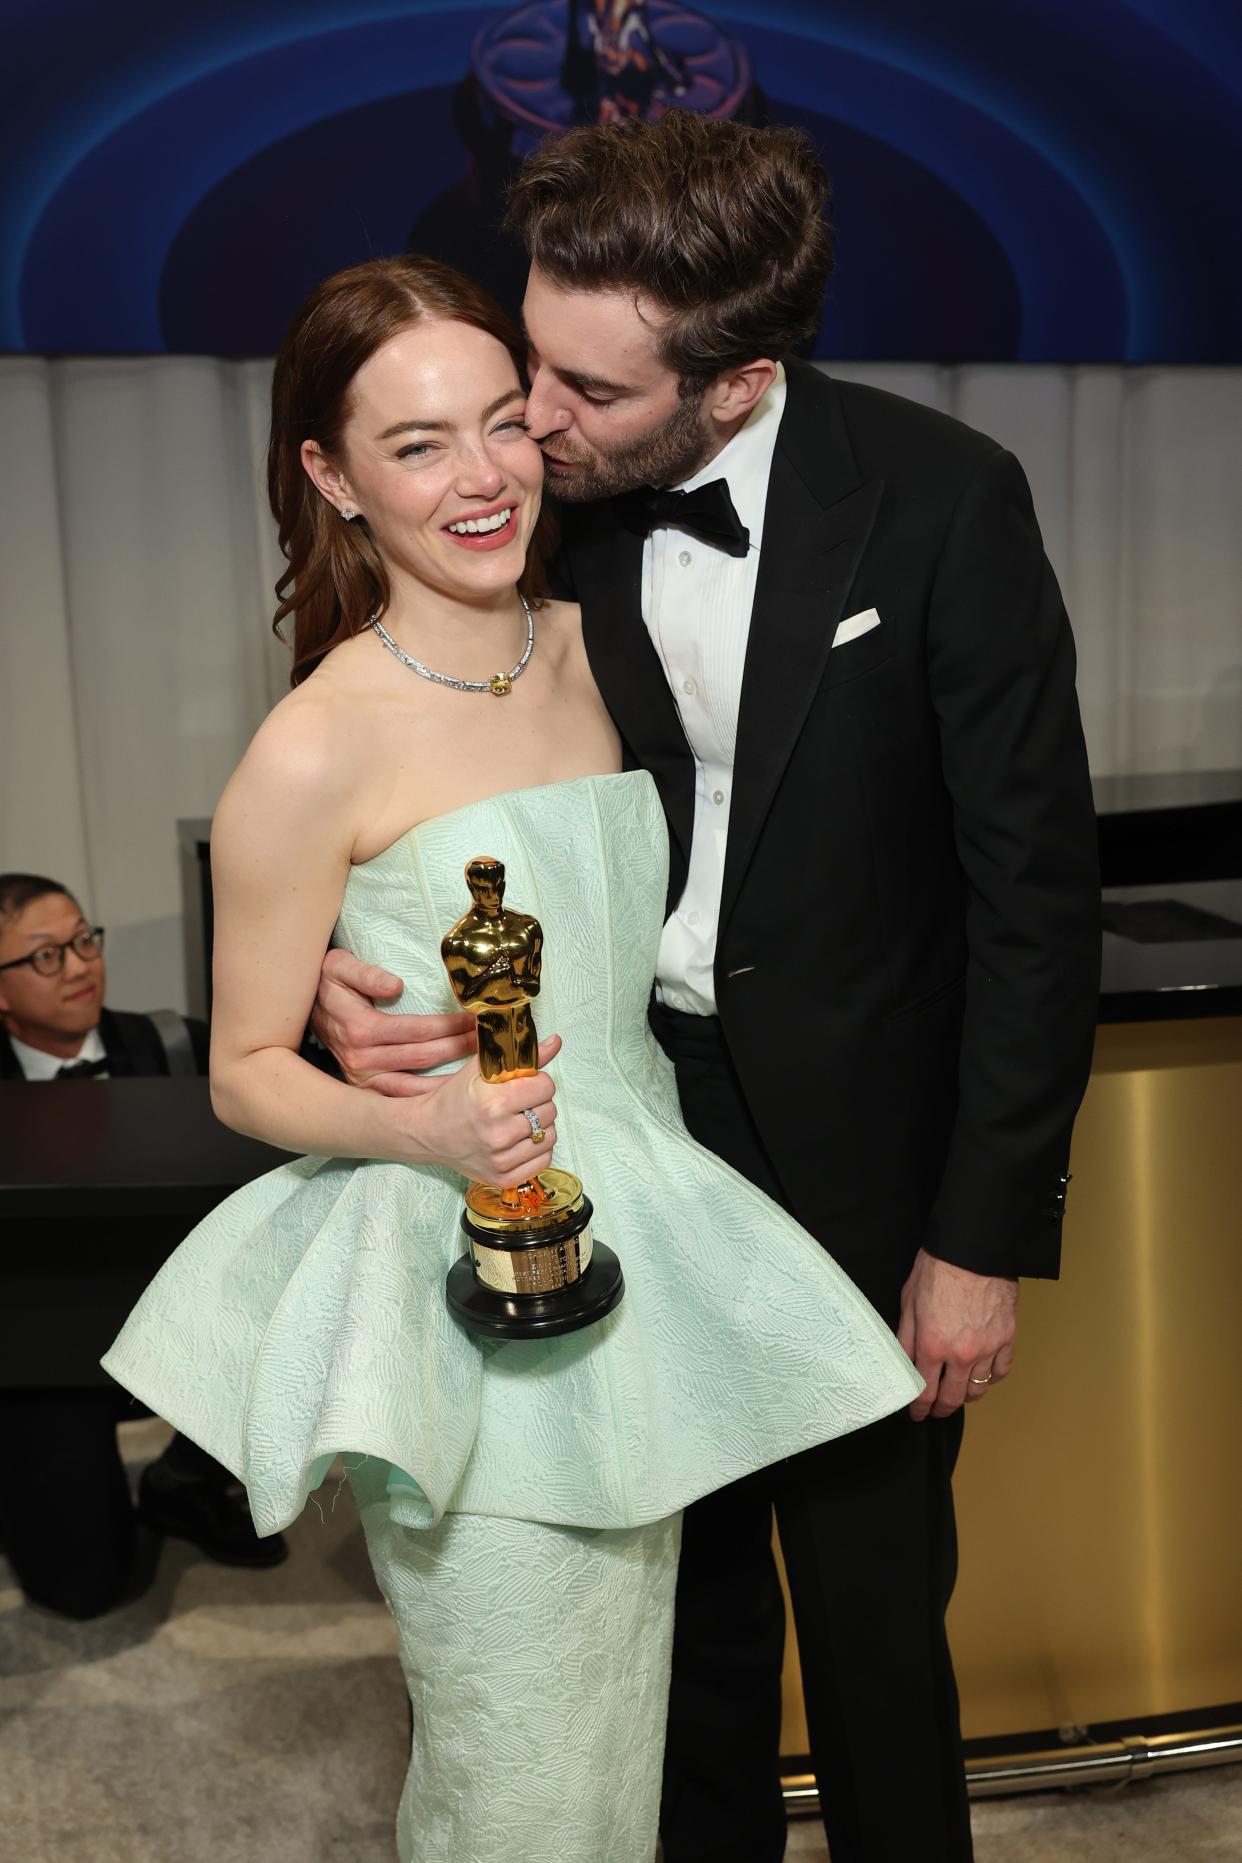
left=105, top=254, right=916, bottom=1862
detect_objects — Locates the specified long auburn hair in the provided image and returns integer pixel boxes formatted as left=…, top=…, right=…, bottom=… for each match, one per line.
left=268, top=254, right=555, bottom=686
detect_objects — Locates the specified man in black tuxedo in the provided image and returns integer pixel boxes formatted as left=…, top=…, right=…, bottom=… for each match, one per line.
left=311, top=114, right=1100, bottom=1861
left=0, top=871, right=286, bottom=1615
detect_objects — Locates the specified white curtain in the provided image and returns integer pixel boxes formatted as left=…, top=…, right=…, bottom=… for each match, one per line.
left=3, top=357, right=1240, bottom=1014
left=1, top=357, right=287, bottom=1011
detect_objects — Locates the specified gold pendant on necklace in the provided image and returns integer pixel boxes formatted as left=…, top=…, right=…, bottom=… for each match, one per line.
left=490, top=672, right=513, bottom=697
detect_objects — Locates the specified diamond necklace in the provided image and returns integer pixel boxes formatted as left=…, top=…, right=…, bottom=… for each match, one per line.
left=369, top=595, right=534, bottom=697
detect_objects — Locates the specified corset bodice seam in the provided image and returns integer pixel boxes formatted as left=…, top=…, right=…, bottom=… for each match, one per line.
left=407, top=827, right=438, bottom=950
left=579, top=777, right=641, bottom=1523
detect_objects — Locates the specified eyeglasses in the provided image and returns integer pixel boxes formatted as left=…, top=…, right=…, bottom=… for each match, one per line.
left=0, top=927, right=106, bottom=977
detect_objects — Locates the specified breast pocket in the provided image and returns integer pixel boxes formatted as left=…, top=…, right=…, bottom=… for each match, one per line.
left=822, top=607, right=894, bottom=687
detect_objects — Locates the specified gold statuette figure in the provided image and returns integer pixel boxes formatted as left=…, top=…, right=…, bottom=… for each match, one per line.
left=441, top=857, right=624, bottom=1338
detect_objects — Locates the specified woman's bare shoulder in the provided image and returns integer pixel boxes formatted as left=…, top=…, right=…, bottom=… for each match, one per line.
left=253, top=672, right=360, bottom=784
left=214, top=670, right=365, bottom=852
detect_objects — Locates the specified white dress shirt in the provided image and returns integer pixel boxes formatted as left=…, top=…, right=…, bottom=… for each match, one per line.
left=642, top=363, right=786, bottom=1014
left=9, top=1024, right=108, bottom=1079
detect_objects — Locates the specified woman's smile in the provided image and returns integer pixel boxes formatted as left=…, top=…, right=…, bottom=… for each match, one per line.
left=442, top=503, right=521, bottom=551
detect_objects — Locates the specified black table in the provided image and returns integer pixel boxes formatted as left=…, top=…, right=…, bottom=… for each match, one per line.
left=1092, top=771, right=1242, bottom=1023
left=1094, top=768, right=1242, bottom=887
left=1099, top=877, right=1242, bottom=1023
left=0, top=1078, right=286, bottom=1388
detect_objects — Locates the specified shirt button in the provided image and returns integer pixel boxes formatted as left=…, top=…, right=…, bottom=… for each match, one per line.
left=712, top=789, right=726, bottom=806
left=687, top=910, right=701, bottom=927
left=682, top=678, right=697, bottom=696
left=678, top=550, right=692, bottom=568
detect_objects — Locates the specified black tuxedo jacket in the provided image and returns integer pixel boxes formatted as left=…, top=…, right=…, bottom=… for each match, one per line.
left=0, top=1007, right=209, bottom=1081
left=559, top=359, right=1101, bottom=1313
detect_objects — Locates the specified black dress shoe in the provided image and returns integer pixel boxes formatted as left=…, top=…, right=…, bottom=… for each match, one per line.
left=138, top=1463, right=288, bottom=1568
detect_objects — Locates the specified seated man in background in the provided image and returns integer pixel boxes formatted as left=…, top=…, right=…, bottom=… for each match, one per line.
left=0, top=871, right=285, bottom=1617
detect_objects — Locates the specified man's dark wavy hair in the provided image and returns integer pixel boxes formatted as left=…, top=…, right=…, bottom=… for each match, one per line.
left=505, top=111, right=834, bottom=388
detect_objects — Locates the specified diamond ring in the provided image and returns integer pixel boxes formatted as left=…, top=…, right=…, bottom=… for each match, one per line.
left=523, top=1108, right=545, bottom=1144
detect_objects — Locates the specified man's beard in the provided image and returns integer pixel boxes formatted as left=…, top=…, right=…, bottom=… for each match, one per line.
left=541, top=391, right=711, bottom=503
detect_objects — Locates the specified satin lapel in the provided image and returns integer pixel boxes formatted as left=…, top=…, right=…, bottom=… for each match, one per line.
left=574, top=515, right=695, bottom=882
left=720, top=368, right=884, bottom=932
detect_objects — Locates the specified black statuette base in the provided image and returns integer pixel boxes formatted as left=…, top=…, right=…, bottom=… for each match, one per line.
left=446, top=1243, right=624, bottom=1339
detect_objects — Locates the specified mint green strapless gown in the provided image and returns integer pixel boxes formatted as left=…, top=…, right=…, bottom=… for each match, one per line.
left=104, top=771, right=920, bottom=1862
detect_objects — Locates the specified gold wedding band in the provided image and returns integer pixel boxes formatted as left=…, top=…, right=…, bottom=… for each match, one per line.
left=969, top=1373, right=994, bottom=1386
left=522, top=1108, right=545, bottom=1144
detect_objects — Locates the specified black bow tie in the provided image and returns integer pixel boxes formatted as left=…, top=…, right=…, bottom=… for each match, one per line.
left=616, top=479, right=750, bottom=558
left=56, top=1055, right=110, bottom=1078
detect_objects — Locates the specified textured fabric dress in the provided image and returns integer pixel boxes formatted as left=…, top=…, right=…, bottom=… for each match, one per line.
left=104, top=771, right=921, bottom=1862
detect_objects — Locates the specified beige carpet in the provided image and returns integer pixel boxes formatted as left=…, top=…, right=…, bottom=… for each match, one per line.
left=2, top=1419, right=1239, bottom=1861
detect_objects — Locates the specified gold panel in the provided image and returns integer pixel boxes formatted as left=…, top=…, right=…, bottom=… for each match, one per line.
left=776, top=1535, right=810, bottom=1756
left=780, top=1016, right=1242, bottom=1755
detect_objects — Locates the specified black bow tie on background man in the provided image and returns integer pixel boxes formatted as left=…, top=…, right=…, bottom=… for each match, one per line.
left=615, top=479, right=750, bottom=558
left=56, top=1056, right=110, bottom=1078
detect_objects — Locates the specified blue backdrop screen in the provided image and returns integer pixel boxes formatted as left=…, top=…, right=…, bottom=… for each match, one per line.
left=3, top=1, right=1239, bottom=361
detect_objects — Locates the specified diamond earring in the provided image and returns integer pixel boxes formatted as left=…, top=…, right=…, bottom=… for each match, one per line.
left=340, top=503, right=358, bottom=522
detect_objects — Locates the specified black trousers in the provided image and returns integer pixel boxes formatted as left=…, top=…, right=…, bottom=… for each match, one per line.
left=653, top=1005, right=973, bottom=1863
left=0, top=1387, right=224, bottom=1618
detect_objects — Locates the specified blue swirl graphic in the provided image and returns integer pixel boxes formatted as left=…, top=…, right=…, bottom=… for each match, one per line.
left=4, top=1, right=1238, bottom=359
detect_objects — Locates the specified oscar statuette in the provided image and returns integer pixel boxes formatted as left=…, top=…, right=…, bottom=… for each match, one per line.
left=441, top=857, right=624, bottom=1339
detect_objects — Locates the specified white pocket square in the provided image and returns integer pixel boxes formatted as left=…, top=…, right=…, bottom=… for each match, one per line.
left=832, top=607, right=882, bottom=648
